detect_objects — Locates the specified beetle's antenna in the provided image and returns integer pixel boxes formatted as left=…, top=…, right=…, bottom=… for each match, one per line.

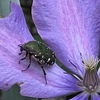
left=18, top=44, right=23, bottom=55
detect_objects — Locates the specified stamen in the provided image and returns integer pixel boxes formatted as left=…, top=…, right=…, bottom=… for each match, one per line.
left=82, top=55, right=100, bottom=91
left=82, top=55, right=100, bottom=70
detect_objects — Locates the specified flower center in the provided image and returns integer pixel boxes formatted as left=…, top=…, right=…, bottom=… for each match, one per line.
left=82, top=56, right=100, bottom=92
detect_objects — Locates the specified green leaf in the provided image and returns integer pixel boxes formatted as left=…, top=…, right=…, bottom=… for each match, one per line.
left=3, top=84, right=36, bottom=100
left=0, top=0, right=20, bottom=17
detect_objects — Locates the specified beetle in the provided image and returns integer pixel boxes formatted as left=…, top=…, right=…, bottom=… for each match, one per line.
left=18, top=40, right=56, bottom=84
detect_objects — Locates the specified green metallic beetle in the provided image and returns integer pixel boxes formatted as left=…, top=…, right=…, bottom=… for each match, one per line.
left=18, top=41, right=56, bottom=84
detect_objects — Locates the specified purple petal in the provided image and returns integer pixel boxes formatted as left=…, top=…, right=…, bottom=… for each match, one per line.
left=0, top=2, right=82, bottom=98
left=32, top=0, right=100, bottom=76
left=91, top=93, right=100, bottom=100
left=0, top=59, right=82, bottom=98
left=70, top=92, right=89, bottom=100
left=0, top=2, right=33, bottom=42
left=20, top=72, right=82, bottom=98
left=97, top=68, right=100, bottom=77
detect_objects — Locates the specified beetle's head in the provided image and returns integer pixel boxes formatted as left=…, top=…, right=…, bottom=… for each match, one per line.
left=18, top=43, right=26, bottom=52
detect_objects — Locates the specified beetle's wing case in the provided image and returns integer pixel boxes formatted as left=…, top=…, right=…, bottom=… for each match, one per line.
left=37, top=41, right=56, bottom=66
left=24, top=41, right=40, bottom=53
left=22, top=41, right=56, bottom=66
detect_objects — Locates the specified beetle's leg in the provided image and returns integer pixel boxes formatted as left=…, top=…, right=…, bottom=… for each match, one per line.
left=38, top=62, right=47, bottom=84
left=22, top=53, right=32, bottom=71
left=19, top=52, right=28, bottom=64
left=41, top=66, right=47, bottom=84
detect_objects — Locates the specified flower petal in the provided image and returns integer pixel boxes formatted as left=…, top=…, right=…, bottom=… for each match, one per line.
left=0, top=2, right=33, bottom=42
left=0, top=60, right=82, bottom=98
left=0, top=2, right=82, bottom=98
left=97, top=68, right=100, bottom=77
left=32, top=0, right=100, bottom=76
left=91, top=93, right=100, bottom=100
left=70, top=92, right=89, bottom=100
left=20, top=71, right=82, bottom=98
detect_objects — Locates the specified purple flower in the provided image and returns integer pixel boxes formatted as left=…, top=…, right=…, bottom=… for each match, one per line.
left=0, top=0, right=100, bottom=100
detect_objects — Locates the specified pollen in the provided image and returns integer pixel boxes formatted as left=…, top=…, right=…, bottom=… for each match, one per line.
left=80, top=55, right=100, bottom=91
left=82, top=55, right=100, bottom=71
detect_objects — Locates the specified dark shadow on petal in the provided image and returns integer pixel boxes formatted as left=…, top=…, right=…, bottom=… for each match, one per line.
left=98, top=92, right=100, bottom=95
left=66, top=91, right=82, bottom=100
left=88, top=95, right=91, bottom=100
